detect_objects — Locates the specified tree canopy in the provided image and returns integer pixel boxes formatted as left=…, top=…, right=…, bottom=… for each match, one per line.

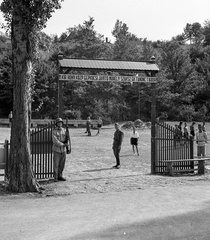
left=0, top=0, right=64, bottom=192
left=0, top=10, right=210, bottom=122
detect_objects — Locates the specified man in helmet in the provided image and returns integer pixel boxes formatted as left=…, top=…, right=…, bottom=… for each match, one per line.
left=52, top=118, right=70, bottom=181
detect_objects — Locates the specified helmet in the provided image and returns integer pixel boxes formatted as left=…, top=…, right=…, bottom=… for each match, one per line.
left=55, top=118, right=63, bottom=125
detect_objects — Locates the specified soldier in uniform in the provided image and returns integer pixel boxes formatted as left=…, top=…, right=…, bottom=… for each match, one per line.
left=112, top=123, right=124, bottom=169
left=52, top=118, right=70, bottom=181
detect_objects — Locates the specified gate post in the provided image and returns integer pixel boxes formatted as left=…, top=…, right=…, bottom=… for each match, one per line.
left=190, top=136, right=194, bottom=169
left=58, top=80, right=63, bottom=118
left=151, top=81, right=156, bottom=174
left=4, top=139, right=9, bottom=181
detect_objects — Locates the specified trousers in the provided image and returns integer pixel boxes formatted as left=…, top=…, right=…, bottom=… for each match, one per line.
left=53, top=151, right=66, bottom=179
left=113, top=147, right=121, bottom=166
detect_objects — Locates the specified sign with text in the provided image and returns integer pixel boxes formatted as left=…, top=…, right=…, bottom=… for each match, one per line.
left=59, top=74, right=156, bottom=83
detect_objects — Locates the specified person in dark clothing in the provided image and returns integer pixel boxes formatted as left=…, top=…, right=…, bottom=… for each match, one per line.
left=178, top=121, right=183, bottom=135
left=86, top=116, right=92, bottom=136
left=183, top=122, right=189, bottom=139
left=112, top=123, right=124, bottom=169
left=190, top=122, right=195, bottom=138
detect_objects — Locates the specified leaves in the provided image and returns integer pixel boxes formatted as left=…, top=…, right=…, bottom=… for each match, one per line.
left=0, top=13, right=210, bottom=121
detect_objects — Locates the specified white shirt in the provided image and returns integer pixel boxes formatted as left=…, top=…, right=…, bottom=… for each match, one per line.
left=131, top=131, right=139, bottom=139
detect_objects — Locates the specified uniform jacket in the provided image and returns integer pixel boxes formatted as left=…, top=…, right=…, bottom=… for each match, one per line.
left=52, top=127, right=69, bottom=153
left=113, top=129, right=124, bottom=148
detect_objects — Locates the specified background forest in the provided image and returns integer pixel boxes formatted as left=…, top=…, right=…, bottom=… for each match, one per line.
left=1, top=17, right=210, bottom=123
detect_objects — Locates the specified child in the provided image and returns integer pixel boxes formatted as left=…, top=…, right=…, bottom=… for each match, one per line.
left=130, top=125, right=139, bottom=156
left=96, top=117, right=103, bottom=135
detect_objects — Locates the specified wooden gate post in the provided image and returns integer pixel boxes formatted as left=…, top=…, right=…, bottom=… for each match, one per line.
left=4, top=139, right=9, bottom=181
left=151, top=81, right=156, bottom=174
left=190, top=136, right=194, bottom=169
left=58, top=80, right=63, bottom=118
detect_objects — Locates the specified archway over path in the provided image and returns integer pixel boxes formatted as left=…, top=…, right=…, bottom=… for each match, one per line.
left=58, top=56, right=159, bottom=173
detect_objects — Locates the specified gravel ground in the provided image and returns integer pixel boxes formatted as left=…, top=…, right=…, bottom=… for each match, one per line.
left=1, top=126, right=210, bottom=240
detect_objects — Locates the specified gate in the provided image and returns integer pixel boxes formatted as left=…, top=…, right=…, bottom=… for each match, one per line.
left=154, top=121, right=194, bottom=174
left=31, top=122, right=55, bottom=179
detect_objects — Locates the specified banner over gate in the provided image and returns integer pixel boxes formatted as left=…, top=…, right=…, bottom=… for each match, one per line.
left=59, top=74, right=156, bottom=83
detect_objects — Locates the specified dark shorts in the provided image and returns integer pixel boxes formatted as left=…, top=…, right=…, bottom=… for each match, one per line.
left=130, top=137, right=138, bottom=146
left=98, top=124, right=102, bottom=128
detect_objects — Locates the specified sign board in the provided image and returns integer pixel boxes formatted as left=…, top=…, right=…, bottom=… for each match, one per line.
left=59, top=74, right=156, bottom=83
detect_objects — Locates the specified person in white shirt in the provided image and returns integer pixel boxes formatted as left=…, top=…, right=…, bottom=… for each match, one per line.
left=196, top=124, right=208, bottom=158
left=130, top=125, right=139, bottom=156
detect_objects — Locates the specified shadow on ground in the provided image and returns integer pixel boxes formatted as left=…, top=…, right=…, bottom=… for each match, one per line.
left=71, top=201, right=210, bottom=240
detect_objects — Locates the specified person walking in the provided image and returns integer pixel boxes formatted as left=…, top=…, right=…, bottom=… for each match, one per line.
left=96, top=117, right=103, bottom=135
left=86, top=116, right=92, bottom=136
left=112, top=123, right=124, bottom=169
left=130, top=125, right=139, bottom=155
left=52, top=118, right=70, bottom=181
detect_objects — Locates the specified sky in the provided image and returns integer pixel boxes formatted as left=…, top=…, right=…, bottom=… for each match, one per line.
left=0, top=0, right=210, bottom=42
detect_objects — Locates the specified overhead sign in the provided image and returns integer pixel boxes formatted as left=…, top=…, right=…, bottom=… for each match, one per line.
left=59, top=74, right=156, bottom=83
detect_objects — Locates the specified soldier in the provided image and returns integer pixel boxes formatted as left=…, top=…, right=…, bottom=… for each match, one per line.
left=52, top=118, right=70, bottom=181
left=112, top=123, right=124, bottom=169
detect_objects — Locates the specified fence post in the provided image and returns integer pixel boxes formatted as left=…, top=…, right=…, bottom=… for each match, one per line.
left=4, top=139, right=9, bottom=181
left=151, top=82, right=156, bottom=174
left=190, top=136, right=194, bottom=169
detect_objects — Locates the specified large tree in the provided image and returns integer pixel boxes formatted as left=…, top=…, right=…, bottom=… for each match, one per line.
left=0, top=0, right=63, bottom=192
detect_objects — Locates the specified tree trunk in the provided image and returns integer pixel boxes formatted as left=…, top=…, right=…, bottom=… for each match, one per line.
left=8, top=5, right=39, bottom=192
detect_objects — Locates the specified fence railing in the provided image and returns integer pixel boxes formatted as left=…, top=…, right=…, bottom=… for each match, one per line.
left=154, top=121, right=194, bottom=174
left=31, top=123, right=54, bottom=179
left=2, top=123, right=55, bottom=180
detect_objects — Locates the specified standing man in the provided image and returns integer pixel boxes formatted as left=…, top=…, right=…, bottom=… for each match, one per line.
left=52, top=118, right=70, bottom=181
left=86, top=116, right=92, bottom=136
left=112, top=123, right=124, bottom=169
left=196, top=124, right=208, bottom=174
left=190, top=122, right=195, bottom=138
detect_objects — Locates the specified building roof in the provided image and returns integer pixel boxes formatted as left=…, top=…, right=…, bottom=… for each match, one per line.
left=58, top=58, right=159, bottom=72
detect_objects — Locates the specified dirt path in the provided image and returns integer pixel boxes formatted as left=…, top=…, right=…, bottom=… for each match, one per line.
left=1, top=126, right=210, bottom=239
left=1, top=184, right=210, bottom=240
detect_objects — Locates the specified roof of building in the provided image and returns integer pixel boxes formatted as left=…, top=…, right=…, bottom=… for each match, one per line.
left=58, top=58, right=159, bottom=72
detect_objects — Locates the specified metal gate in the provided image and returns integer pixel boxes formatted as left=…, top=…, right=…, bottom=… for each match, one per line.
left=31, top=122, right=55, bottom=179
left=154, top=121, right=194, bottom=174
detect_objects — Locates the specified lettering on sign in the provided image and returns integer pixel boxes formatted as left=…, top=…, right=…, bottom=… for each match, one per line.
left=59, top=74, right=156, bottom=83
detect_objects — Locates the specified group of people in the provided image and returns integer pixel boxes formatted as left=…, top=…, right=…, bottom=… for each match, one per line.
left=174, top=121, right=208, bottom=158
left=51, top=118, right=140, bottom=181
left=174, top=121, right=194, bottom=140
left=85, top=116, right=103, bottom=136
left=51, top=118, right=209, bottom=181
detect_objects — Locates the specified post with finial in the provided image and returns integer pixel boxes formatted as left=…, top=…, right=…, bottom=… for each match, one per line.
left=58, top=53, right=64, bottom=117
left=150, top=56, right=157, bottom=174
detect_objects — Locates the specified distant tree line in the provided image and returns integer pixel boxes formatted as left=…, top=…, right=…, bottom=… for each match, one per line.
left=1, top=17, right=210, bottom=122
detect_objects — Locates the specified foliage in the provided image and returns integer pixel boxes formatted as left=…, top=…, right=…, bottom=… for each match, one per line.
left=0, top=0, right=64, bottom=193
left=0, top=15, right=210, bottom=123
left=0, top=34, right=12, bottom=116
